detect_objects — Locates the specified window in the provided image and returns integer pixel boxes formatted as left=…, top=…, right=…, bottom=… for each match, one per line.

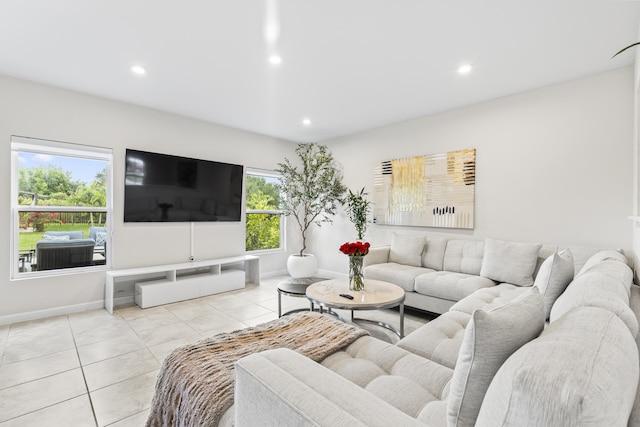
left=245, top=169, right=283, bottom=252
left=11, top=136, right=113, bottom=278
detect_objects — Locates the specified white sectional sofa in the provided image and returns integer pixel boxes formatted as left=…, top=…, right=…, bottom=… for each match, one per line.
left=363, top=233, right=610, bottom=314
left=235, top=248, right=640, bottom=426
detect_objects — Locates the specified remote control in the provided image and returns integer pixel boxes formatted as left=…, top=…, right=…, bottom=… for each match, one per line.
left=339, top=293, right=354, bottom=300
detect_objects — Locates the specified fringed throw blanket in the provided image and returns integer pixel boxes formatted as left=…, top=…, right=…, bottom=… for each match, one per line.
left=146, top=311, right=369, bottom=427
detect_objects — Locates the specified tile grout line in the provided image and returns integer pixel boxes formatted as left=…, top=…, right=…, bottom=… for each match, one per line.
left=68, top=315, right=100, bottom=427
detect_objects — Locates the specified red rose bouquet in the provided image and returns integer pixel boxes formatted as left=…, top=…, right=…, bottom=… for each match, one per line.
left=339, top=241, right=370, bottom=257
left=339, top=241, right=370, bottom=291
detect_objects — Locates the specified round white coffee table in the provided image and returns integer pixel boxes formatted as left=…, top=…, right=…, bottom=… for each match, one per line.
left=306, top=278, right=405, bottom=338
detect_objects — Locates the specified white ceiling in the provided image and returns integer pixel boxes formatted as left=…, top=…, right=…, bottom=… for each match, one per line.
left=1, top=1, right=639, bottom=143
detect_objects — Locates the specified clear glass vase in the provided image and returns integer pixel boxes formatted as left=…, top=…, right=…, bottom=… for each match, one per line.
left=348, top=255, right=365, bottom=291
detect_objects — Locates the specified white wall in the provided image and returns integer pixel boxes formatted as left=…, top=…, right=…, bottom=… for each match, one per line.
left=0, top=67, right=634, bottom=321
left=315, top=68, right=634, bottom=276
left=0, top=75, right=294, bottom=322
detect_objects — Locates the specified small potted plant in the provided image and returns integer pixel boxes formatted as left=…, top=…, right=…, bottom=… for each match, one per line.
left=276, top=143, right=346, bottom=278
left=345, top=187, right=371, bottom=241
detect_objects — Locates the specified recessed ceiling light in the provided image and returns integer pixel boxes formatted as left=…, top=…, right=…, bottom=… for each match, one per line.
left=130, top=65, right=147, bottom=76
left=269, top=55, right=282, bottom=65
left=457, top=64, right=473, bottom=75
left=302, top=118, right=311, bottom=126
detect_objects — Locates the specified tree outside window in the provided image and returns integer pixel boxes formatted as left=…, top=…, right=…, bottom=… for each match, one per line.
left=245, top=170, right=282, bottom=252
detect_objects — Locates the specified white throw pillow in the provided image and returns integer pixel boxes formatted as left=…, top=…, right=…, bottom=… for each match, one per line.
left=480, top=238, right=542, bottom=286
left=42, top=234, right=70, bottom=241
left=388, top=233, right=425, bottom=267
left=533, top=250, right=574, bottom=319
left=447, top=287, right=545, bottom=427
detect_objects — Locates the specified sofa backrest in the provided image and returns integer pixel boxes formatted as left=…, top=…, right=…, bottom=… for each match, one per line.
left=549, top=250, right=637, bottom=337
left=443, top=240, right=485, bottom=275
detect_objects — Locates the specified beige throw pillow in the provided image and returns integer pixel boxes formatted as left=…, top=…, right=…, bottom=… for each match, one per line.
left=389, top=233, right=425, bottom=267
left=533, top=250, right=574, bottom=319
left=480, top=238, right=542, bottom=286
left=447, top=287, right=545, bottom=427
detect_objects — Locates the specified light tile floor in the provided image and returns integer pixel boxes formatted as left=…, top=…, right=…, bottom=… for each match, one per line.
left=0, top=275, right=434, bottom=426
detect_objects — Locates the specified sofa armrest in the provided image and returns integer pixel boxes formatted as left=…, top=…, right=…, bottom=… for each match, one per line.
left=235, top=348, right=425, bottom=427
left=364, top=245, right=391, bottom=267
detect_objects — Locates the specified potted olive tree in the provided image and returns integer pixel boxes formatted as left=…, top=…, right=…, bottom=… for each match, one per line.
left=276, top=143, right=346, bottom=278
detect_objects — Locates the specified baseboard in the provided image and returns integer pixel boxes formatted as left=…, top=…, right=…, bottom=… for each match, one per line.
left=0, top=300, right=105, bottom=325
left=260, top=269, right=289, bottom=279
left=317, top=269, right=344, bottom=279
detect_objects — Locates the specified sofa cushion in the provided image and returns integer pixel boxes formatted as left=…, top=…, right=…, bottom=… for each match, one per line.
left=628, top=285, right=640, bottom=427
left=476, top=306, right=639, bottom=427
left=422, top=238, right=447, bottom=271
left=322, top=336, right=453, bottom=421
left=414, top=271, right=495, bottom=302
left=235, top=348, right=427, bottom=427
left=442, top=240, right=485, bottom=275
left=397, top=310, right=471, bottom=370
left=576, top=249, right=627, bottom=277
left=565, top=245, right=615, bottom=275
left=447, top=287, right=544, bottom=427
left=533, top=249, right=574, bottom=319
left=389, top=233, right=425, bottom=267
left=449, top=283, right=528, bottom=315
left=364, top=263, right=433, bottom=292
left=550, top=269, right=638, bottom=337
left=480, top=238, right=541, bottom=286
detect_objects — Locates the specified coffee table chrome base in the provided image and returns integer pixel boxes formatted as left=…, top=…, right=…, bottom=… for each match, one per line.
left=352, top=304, right=404, bottom=338
left=311, top=301, right=404, bottom=339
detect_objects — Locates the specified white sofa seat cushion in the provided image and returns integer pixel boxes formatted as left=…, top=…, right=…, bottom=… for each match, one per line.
left=449, top=284, right=528, bottom=315
left=235, top=348, right=427, bottom=427
left=414, top=271, right=495, bottom=302
left=364, top=263, right=434, bottom=292
left=447, top=288, right=545, bottom=427
left=480, top=238, right=542, bottom=286
left=476, top=306, right=639, bottom=427
left=322, top=336, right=452, bottom=422
left=397, top=310, right=471, bottom=369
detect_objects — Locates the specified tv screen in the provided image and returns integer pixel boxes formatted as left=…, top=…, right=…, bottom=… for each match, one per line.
left=124, top=149, right=244, bottom=222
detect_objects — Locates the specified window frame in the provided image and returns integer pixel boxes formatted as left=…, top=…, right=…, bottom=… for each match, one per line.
left=245, top=167, right=284, bottom=254
left=10, top=135, right=114, bottom=279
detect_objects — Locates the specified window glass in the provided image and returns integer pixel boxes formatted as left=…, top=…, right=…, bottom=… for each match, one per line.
left=245, top=170, right=282, bottom=252
left=11, top=136, right=112, bottom=277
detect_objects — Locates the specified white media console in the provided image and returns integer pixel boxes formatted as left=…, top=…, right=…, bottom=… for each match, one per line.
left=104, top=255, right=259, bottom=314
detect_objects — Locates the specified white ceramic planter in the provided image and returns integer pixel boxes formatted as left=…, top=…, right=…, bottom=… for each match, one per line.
left=287, top=253, right=318, bottom=278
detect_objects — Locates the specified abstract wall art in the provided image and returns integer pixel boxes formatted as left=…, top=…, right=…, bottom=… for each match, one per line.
left=372, top=148, right=475, bottom=229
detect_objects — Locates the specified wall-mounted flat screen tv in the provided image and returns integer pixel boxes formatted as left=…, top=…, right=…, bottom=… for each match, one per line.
left=124, top=149, right=244, bottom=222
